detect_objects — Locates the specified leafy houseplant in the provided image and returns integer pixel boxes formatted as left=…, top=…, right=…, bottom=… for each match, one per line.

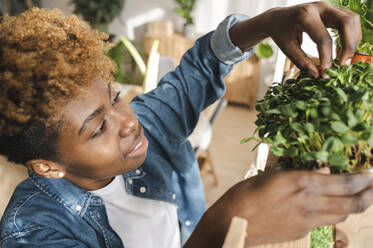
left=71, top=0, right=125, bottom=33
left=174, top=0, right=197, bottom=38
left=107, top=39, right=145, bottom=85
left=107, top=36, right=160, bottom=95
left=242, top=61, right=372, bottom=247
left=244, top=61, right=372, bottom=173
left=328, top=0, right=373, bottom=57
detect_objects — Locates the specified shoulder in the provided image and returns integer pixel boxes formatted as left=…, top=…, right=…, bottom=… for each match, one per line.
left=0, top=179, right=72, bottom=244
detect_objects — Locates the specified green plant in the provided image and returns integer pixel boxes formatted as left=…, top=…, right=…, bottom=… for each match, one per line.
left=242, top=60, right=373, bottom=173
left=310, top=226, right=334, bottom=248
left=107, top=36, right=160, bottom=92
left=327, top=0, right=373, bottom=55
left=255, top=41, right=274, bottom=59
left=107, top=41, right=144, bottom=85
left=175, top=0, right=196, bottom=25
left=71, top=0, right=125, bottom=33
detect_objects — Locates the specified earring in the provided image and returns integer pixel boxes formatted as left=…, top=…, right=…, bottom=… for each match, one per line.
left=57, top=172, right=65, bottom=178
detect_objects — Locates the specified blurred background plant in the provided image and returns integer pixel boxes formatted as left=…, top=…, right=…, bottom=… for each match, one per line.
left=107, top=36, right=160, bottom=92
left=107, top=39, right=146, bottom=85
left=71, top=0, right=125, bottom=33
left=0, top=0, right=41, bottom=16
left=327, top=0, right=373, bottom=55
left=174, top=0, right=196, bottom=26
left=255, top=39, right=274, bottom=59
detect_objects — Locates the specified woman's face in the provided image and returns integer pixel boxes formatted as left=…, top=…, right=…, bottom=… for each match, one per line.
left=55, top=79, right=148, bottom=190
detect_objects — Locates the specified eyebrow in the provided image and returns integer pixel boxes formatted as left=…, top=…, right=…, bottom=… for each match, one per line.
left=78, top=105, right=105, bottom=136
left=108, top=83, right=112, bottom=100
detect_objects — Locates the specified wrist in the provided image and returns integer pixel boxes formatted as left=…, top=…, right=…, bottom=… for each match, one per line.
left=184, top=206, right=232, bottom=248
left=229, top=10, right=271, bottom=51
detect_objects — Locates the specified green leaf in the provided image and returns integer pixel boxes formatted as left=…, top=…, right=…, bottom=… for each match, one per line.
left=324, top=68, right=339, bottom=77
left=322, top=137, right=344, bottom=153
left=353, top=122, right=369, bottom=132
left=274, top=131, right=287, bottom=145
left=280, top=104, right=297, bottom=117
left=331, top=121, right=349, bottom=133
left=315, top=151, right=329, bottom=162
left=240, top=137, right=258, bottom=144
left=335, top=88, right=348, bottom=102
left=255, top=43, right=274, bottom=59
left=321, top=106, right=331, bottom=116
left=361, top=128, right=373, bottom=146
left=304, top=123, right=315, bottom=133
left=291, top=123, right=305, bottom=133
left=266, top=108, right=281, bottom=114
left=328, top=153, right=348, bottom=169
left=295, top=101, right=307, bottom=110
left=309, top=108, right=318, bottom=119
left=271, top=146, right=285, bottom=157
left=285, top=146, right=299, bottom=157
left=341, top=132, right=358, bottom=145
left=346, top=109, right=358, bottom=127
left=301, top=152, right=316, bottom=162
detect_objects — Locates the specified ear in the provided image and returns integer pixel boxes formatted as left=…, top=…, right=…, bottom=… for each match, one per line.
left=26, top=159, right=66, bottom=179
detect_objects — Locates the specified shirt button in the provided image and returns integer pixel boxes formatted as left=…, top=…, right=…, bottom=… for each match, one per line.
left=136, top=169, right=141, bottom=175
left=140, top=187, right=146, bottom=193
left=172, top=194, right=176, bottom=200
left=75, top=205, right=82, bottom=211
left=185, top=220, right=191, bottom=226
left=128, top=179, right=133, bottom=184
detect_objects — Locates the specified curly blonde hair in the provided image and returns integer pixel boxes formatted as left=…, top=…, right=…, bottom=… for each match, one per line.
left=0, top=7, right=115, bottom=164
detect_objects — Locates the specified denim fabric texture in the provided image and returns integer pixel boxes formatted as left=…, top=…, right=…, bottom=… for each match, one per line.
left=0, top=14, right=253, bottom=248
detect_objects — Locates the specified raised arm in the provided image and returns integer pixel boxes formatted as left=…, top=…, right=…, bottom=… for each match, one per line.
left=131, top=15, right=254, bottom=142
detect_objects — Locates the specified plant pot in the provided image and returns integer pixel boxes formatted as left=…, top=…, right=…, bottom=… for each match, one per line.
left=335, top=45, right=372, bottom=64
left=250, top=144, right=373, bottom=248
left=184, top=24, right=196, bottom=39
left=351, top=52, right=373, bottom=64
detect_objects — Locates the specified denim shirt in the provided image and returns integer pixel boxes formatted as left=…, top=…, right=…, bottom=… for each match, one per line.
left=0, top=14, right=253, bottom=248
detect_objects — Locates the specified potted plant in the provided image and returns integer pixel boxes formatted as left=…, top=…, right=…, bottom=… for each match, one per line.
left=174, top=0, right=197, bottom=38
left=328, top=0, right=373, bottom=62
left=71, top=0, right=125, bottom=34
left=248, top=61, right=372, bottom=173
left=242, top=60, right=372, bottom=247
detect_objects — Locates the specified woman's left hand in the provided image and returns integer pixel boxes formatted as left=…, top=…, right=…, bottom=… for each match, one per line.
left=230, top=1, right=362, bottom=78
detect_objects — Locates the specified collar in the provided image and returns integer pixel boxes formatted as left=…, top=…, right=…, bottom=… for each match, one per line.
left=28, top=170, right=101, bottom=217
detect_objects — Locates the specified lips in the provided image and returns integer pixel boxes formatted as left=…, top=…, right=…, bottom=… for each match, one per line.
left=126, top=127, right=149, bottom=158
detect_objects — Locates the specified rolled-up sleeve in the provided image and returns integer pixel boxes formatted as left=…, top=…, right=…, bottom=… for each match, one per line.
left=210, top=14, right=254, bottom=65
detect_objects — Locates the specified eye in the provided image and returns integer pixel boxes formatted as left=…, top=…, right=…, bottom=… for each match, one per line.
left=112, top=91, right=121, bottom=106
left=91, top=120, right=106, bottom=139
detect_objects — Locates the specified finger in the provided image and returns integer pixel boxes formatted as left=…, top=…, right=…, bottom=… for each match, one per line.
left=301, top=172, right=373, bottom=196
left=299, top=12, right=333, bottom=77
left=315, top=167, right=331, bottom=175
left=278, top=41, right=319, bottom=78
left=307, top=214, right=348, bottom=229
left=336, top=8, right=362, bottom=65
left=297, top=32, right=303, bottom=46
left=321, top=6, right=361, bottom=65
left=312, top=188, right=373, bottom=215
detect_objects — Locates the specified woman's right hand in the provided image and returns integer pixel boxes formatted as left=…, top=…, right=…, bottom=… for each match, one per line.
left=185, top=170, right=373, bottom=248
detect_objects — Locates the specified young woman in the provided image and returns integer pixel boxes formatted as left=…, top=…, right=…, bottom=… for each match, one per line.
left=1, top=2, right=372, bottom=248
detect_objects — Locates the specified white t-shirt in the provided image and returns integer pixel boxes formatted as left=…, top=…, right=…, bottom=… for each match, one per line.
left=91, top=176, right=181, bottom=248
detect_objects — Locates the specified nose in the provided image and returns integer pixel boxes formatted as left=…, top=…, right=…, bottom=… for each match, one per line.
left=118, top=113, right=138, bottom=138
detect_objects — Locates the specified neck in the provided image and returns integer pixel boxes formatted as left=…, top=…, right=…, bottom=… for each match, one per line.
left=64, top=174, right=115, bottom=191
